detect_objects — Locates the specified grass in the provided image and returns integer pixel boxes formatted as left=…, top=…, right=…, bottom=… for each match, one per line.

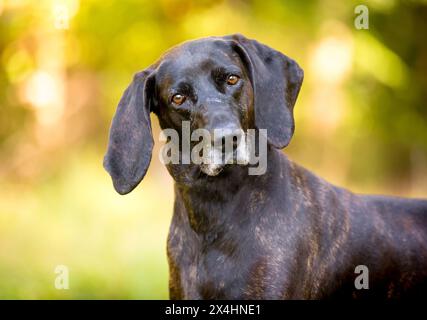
left=0, top=148, right=173, bottom=299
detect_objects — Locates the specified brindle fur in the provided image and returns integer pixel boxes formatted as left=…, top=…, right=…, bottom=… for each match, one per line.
left=167, top=149, right=427, bottom=299
left=104, top=34, right=427, bottom=299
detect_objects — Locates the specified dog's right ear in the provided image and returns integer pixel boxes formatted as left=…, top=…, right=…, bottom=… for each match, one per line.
left=104, top=69, right=155, bottom=195
left=225, top=34, right=303, bottom=149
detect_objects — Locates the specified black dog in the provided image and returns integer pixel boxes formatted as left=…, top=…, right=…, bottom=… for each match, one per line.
left=104, top=34, right=427, bottom=299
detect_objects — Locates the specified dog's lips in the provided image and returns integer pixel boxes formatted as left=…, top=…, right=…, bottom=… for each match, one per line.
left=199, top=152, right=249, bottom=177
left=198, top=150, right=231, bottom=176
left=198, top=140, right=250, bottom=176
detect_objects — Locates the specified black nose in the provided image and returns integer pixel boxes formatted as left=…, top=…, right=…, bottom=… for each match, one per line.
left=194, top=104, right=242, bottom=149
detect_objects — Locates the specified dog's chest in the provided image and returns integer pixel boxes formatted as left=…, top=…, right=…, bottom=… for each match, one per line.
left=167, top=174, right=292, bottom=299
left=168, top=224, right=253, bottom=299
left=167, top=196, right=258, bottom=298
left=167, top=200, right=293, bottom=299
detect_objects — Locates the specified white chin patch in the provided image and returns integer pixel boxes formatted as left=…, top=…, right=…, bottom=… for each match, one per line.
left=200, top=163, right=224, bottom=176
left=199, top=142, right=250, bottom=176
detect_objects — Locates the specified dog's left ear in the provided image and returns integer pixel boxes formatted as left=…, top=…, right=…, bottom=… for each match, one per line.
left=226, top=34, right=304, bottom=149
left=104, top=69, right=155, bottom=195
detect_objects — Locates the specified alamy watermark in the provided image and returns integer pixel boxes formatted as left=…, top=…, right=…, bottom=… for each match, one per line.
left=354, top=5, right=369, bottom=30
left=354, top=265, right=369, bottom=289
left=54, top=265, right=69, bottom=290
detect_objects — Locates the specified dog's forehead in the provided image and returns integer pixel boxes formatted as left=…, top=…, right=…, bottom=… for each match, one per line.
left=156, top=38, right=239, bottom=80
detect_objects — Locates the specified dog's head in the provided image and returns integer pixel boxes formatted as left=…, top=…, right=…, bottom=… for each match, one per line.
left=104, top=34, right=303, bottom=194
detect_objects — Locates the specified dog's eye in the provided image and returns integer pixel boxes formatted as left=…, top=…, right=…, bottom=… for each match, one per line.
left=172, top=94, right=186, bottom=105
left=226, top=74, right=240, bottom=85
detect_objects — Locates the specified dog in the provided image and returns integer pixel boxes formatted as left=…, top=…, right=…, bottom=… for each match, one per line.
left=104, top=34, right=427, bottom=299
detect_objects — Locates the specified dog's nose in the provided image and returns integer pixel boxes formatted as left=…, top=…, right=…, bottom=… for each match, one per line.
left=195, top=105, right=242, bottom=147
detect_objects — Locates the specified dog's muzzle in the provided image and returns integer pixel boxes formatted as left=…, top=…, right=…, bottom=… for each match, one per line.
left=199, top=127, right=249, bottom=176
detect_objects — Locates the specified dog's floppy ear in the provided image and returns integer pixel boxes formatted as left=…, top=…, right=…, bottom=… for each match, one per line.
left=104, top=69, right=155, bottom=195
left=226, top=34, right=304, bottom=149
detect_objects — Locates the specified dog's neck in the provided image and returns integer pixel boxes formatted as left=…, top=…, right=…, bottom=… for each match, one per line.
left=167, top=146, right=283, bottom=236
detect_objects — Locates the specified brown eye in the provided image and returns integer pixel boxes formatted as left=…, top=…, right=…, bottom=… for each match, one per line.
left=172, top=94, right=186, bottom=105
left=226, top=74, right=240, bottom=85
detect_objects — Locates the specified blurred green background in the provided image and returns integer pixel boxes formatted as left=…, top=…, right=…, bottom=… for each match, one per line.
left=0, top=0, right=426, bottom=299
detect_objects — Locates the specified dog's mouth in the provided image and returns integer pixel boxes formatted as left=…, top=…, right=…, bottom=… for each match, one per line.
left=200, top=163, right=224, bottom=176
left=199, top=145, right=250, bottom=176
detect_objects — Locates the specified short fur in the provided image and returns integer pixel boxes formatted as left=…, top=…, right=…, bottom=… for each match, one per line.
left=104, top=34, right=427, bottom=299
